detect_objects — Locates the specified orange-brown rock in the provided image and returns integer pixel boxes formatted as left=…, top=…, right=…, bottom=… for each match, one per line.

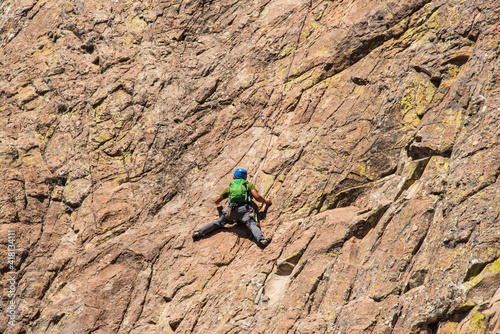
left=0, top=0, right=499, bottom=333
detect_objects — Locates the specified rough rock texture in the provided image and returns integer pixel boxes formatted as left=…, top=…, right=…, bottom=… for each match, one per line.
left=0, top=0, right=499, bottom=333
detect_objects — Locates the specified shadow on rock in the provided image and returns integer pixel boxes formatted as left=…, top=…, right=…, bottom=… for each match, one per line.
left=208, top=222, right=254, bottom=242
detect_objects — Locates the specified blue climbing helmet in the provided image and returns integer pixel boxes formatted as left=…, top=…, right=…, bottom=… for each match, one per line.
left=234, top=168, right=247, bottom=180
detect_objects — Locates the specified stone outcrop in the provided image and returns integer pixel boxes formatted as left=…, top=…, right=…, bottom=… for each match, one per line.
left=0, top=0, right=499, bottom=333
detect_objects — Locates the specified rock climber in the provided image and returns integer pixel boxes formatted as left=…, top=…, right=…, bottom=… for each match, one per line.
left=192, top=168, right=273, bottom=248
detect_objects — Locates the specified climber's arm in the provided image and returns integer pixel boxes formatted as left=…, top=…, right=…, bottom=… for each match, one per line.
left=214, top=196, right=224, bottom=205
left=251, top=189, right=272, bottom=205
left=214, top=187, right=231, bottom=205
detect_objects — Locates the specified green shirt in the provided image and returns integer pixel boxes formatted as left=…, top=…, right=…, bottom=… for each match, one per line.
left=220, top=180, right=256, bottom=201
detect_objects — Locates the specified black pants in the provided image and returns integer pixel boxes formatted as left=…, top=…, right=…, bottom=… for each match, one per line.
left=196, top=205, right=264, bottom=241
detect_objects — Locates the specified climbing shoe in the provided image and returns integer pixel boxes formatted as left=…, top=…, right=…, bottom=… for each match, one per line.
left=258, top=238, right=272, bottom=249
left=192, top=231, right=202, bottom=241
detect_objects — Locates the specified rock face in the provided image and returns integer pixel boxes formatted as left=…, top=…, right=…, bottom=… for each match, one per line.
left=0, top=0, right=499, bottom=333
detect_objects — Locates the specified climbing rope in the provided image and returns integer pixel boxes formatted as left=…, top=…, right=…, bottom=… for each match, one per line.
left=250, top=0, right=313, bottom=183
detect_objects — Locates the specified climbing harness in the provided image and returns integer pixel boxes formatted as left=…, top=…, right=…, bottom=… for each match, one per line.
left=220, top=203, right=257, bottom=228
left=250, top=0, right=313, bottom=183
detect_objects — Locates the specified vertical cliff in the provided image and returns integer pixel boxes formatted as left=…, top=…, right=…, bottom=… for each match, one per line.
left=0, top=0, right=499, bottom=333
